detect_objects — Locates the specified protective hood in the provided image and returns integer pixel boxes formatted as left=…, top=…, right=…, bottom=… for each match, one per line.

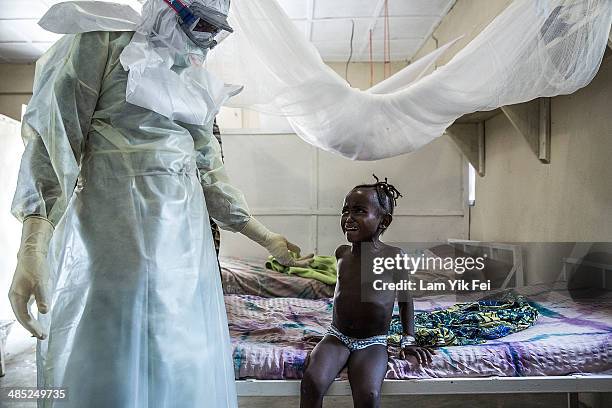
left=38, top=0, right=241, bottom=126
left=120, top=0, right=241, bottom=125
left=38, top=1, right=140, bottom=33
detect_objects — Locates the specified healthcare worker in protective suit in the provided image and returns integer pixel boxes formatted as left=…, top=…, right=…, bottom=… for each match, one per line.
left=8, top=0, right=311, bottom=407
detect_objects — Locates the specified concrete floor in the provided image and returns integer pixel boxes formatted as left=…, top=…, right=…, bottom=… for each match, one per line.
left=1, top=344, right=37, bottom=408
left=2, top=347, right=610, bottom=407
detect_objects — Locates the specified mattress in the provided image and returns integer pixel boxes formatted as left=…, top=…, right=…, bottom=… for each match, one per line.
left=226, top=285, right=612, bottom=380
left=220, top=257, right=334, bottom=299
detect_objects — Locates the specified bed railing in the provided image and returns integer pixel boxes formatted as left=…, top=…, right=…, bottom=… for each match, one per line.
left=447, top=239, right=524, bottom=289
left=236, top=375, right=612, bottom=396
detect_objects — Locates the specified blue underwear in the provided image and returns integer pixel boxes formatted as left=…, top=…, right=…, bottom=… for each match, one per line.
left=326, top=324, right=388, bottom=351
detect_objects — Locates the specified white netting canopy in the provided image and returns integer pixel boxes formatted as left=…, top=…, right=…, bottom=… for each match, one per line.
left=205, top=0, right=612, bottom=160
left=38, top=0, right=612, bottom=160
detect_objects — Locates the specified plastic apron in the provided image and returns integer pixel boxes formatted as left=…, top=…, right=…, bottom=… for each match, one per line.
left=12, top=31, right=249, bottom=408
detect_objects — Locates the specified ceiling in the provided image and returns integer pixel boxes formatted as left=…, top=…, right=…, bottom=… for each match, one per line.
left=0, top=0, right=456, bottom=63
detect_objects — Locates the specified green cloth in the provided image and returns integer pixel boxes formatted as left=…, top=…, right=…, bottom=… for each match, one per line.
left=265, top=253, right=337, bottom=285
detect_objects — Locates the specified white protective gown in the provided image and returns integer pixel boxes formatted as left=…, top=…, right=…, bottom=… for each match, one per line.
left=11, top=31, right=248, bottom=408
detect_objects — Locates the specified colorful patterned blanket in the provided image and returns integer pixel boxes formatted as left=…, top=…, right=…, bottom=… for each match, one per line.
left=388, top=293, right=539, bottom=347
left=227, top=285, right=612, bottom=379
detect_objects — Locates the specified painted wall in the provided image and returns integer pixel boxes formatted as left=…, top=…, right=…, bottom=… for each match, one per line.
left=412, top=0, right=512, bottom=66
left=471, top=63, right=612, bottom=243
left=218, top=132, right=468, bottom=259
left=0, top=64, right=34, bottom=121
left=411, top=0, right=612, bottom=284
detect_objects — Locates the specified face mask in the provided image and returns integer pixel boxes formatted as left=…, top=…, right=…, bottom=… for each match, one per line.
left=173, top=45, right=208, bottom=68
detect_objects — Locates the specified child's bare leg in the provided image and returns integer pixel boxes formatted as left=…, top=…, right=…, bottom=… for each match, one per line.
left=347, top=345, right=388, bottom=408
left=300, top=335, right=350, bottom=408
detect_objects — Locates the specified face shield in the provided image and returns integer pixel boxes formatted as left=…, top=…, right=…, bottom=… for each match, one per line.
left=117, top=0, right=242, bottom=125
left=162, top=0, right=232, bottom=50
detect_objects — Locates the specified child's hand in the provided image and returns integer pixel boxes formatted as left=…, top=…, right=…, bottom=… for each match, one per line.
left=399, top=345, right=435, bottom=365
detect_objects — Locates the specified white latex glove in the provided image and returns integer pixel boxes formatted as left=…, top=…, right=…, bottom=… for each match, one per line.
left=240, top=218, right=314, bottom=267
left=8, top=216, right=54, bottom=340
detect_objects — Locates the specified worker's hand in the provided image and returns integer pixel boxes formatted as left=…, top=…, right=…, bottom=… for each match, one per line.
left=8, top=216, right=54, bottom=340
left=240, top=218, right=314, bottom=267
left=265, top=233, right=314, bottom=267
left=400, top=345, right=435, bottom=365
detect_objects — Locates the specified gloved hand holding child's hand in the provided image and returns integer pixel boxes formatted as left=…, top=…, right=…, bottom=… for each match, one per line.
left=265, top=233, right=314, bottom=267
left=240, top=218, right=314, bottom=267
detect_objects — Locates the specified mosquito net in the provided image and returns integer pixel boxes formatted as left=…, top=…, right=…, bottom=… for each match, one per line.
left=206, top=0, right=612, bottom=160
left=37, top=0, right=612, bottom=160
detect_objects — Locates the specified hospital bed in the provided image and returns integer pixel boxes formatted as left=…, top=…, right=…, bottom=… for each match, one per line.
left=222, top=240, right=612, bottom=407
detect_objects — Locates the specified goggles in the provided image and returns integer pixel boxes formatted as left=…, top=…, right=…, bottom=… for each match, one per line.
left=163, top=0, right=229, bottom=49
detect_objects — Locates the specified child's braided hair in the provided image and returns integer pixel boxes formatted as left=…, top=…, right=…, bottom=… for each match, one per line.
left=352, top=174, right=403, bottom=215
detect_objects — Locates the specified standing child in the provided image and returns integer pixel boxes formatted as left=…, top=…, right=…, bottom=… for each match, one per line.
left=300, top=176, right=435, bottom=408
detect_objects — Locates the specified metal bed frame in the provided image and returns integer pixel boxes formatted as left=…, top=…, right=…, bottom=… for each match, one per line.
left=236, top=376, right=612, bottom=406
left=234, top=240, right=612, bottom=407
